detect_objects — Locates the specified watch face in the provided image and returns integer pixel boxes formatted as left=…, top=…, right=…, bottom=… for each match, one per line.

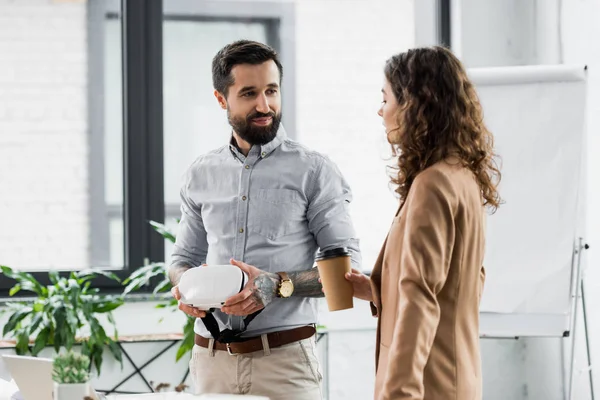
left=280, top=281, right=294, bottom=297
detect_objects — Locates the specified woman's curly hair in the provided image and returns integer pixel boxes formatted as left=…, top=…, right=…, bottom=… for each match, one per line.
left=385, top=46, right=501, bottom=212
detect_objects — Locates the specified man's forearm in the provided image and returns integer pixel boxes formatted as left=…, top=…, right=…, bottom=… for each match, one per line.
left=168, top=263, right=192, bottom=286
left=288, top=268, right=324, bottom=298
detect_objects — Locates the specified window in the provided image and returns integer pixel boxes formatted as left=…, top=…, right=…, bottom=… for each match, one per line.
left=0, top=0, right=166, bottom=294
left=0, top=0, right=124, bottom=273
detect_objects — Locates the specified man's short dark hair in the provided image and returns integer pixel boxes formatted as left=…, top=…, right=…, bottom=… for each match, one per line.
left=212, top=40, right=283, bottom=97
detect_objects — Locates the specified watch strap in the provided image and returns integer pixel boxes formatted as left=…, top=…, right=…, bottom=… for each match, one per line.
left=278, top=272, right=290, bottom=282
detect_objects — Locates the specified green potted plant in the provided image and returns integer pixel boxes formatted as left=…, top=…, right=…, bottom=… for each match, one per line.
left=122, top=220, right=195, bottom=361
left=0, top=267, right=124, bottom=374
left=52, top=350, right=94, bottom=400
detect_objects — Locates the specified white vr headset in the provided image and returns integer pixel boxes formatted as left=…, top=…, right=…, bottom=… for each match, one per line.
left=178, top=265, right=249, bottom=310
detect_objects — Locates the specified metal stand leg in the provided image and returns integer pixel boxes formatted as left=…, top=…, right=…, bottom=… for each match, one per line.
left=568, top=238, right=585, bottom=400
left=581, top=276, right=595, bottom=400
left=562, top=338, right=568, bottom=399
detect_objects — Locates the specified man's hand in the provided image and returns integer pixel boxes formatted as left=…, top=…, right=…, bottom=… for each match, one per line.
left=171, top=285, right=207, bottom=319
left=222, top=258, right=279, bottom=317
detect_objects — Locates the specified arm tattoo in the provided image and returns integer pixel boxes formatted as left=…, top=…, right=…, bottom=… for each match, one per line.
left=251, top=272, right=279, bottom=306
left=288, top=269, right=324, bottom=298
left=168, top=264, right=191, bottom=286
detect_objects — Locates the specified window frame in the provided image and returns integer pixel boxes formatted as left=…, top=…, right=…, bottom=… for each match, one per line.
left=414, top=0, right=452, bottom=48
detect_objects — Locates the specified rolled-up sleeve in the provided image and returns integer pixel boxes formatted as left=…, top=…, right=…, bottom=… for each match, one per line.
left=306, top=156, right=361, bottom=270
left=170, top=166, right=208, bottom=269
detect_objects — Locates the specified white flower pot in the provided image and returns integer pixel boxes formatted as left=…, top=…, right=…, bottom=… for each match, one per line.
left=53, top=381, right=91, bottom=400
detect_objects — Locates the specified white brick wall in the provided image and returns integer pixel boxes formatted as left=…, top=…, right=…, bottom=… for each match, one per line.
left=0, top=0, right=89, bottom=270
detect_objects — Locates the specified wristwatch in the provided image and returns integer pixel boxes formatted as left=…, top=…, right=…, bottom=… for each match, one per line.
left=277, top=272, right=294, bottom=298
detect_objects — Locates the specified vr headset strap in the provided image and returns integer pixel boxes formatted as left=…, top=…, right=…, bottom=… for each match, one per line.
left=201, top=310, right=263, bottom=343
left=200, top=273, right=262, bottom=343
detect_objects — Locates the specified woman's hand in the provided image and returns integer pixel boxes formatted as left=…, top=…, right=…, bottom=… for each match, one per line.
left=345, top=268, right=373, bottom=302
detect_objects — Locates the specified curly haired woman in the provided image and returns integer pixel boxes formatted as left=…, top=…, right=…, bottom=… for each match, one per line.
left=346, top=46, right=502, bottom=400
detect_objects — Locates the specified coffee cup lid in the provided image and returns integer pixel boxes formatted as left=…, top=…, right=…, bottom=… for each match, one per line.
left=315, top=247, right=350, bottom=261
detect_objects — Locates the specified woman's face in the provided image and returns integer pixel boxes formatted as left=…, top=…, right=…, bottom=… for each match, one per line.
left=377, top=78, right=400, bottom=140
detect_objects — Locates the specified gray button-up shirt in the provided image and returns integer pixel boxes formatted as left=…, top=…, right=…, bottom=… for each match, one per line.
left=171, top=126, right=361, bottom=338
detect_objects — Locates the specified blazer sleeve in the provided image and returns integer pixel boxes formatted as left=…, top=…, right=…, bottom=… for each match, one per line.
left=380, top=169, right=456, bottom=400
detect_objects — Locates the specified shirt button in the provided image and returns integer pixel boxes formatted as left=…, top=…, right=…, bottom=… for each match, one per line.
left=239, top=228, right=244, bottom=233
left=261, top=152, right=266, bottom=157
left=245, top=165, right=250, bottom=169
left=242, top=196, right=247, bottom=201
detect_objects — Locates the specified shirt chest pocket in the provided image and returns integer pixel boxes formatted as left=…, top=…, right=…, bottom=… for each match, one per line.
left=248, top=188, right=306, bottom=240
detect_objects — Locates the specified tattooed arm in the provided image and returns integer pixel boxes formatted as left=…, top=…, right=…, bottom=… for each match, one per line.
left=287, top=268, right=324, bottom=298
left=221, top=259, right=323, bottom=317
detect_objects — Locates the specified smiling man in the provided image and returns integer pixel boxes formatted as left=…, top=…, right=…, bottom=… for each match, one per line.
left=168, top=40, right=361, bottom=400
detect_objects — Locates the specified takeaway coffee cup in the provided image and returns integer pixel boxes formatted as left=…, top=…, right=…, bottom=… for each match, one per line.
left=316, top=247, right=354, bottom=311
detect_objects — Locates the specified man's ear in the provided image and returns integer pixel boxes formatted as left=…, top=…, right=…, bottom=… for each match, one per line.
left=214, top=90, right=227, bottom=110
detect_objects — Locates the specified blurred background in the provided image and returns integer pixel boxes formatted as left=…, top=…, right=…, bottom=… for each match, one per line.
left=0, top=0, right=599, bottom=399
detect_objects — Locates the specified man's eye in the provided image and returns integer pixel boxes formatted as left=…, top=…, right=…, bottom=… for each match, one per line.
left=267, top=89, right=278, bottom=95
left=242, top=92, right=254, bottom=97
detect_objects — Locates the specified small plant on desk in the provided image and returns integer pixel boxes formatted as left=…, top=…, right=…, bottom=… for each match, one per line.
left=52, top=350, right=93, bottom=400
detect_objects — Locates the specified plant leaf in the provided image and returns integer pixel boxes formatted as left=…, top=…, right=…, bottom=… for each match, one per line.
left=15, top=329, right=30, bottom=355
left=48, top=270, right=60, bottom=285
left=1, top=267, right=45, bottom=295
left=176, top=316, right=196, bottom=361
left=77, top=269, right=121, bottom=283
left=0, top=265, right=16, bottom=279
left=92, top=297, right=124, bottom=313
left=28, top=312, right=44, bottom=335
left=121, top=263, right=165, bottom=292
left=92, top=345, right=103, bottom=374
left=149, top=220, right=177, bottom=243
left=52, top=306, right=67, bottom=352
left=32, top=327, right=50, bottom=356
left=152, top=278, right=172, bottom=295
left=107, top=338, right=122, bottom=365
left=3, top=306, right=33, bottom=337
left=8, top=284, right=21, bottom=296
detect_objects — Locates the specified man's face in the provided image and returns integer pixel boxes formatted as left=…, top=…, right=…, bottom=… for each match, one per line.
left=216, top=60, right=282, bottom=146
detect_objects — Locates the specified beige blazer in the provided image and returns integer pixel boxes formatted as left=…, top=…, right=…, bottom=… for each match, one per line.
left=370, top=158, right=487, bottom=400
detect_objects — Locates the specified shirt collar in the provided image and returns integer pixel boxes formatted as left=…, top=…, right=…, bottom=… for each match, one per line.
left=228, top=124, right=287, bottom=161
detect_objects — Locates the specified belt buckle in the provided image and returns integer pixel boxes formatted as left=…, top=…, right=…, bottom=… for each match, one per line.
left=226, top=343, right=237, bottom=356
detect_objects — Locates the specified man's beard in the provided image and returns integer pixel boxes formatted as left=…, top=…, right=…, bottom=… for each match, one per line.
left=228, top=110, right=282, bottom=146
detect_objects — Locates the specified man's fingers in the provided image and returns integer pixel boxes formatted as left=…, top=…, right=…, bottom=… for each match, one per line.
left=224, top=302, right=264, bottom=316
left=178, top=302, right=206, bottom=318
left=242, top=297, right=261, bottom=311
left=229, top=258, right=250, bottom=274
left=224, top=289, right=253, bottom=306
left=223, top=294, right=263, bottom=315
left=245, top=305, right=264, bottom=315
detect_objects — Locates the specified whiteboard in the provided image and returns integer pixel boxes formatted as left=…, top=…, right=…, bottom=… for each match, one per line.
left=469, top=65, right=588, bottom=337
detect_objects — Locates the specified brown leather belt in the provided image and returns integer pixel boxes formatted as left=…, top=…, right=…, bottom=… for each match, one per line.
left=194, top=325, right=316, bottom=355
